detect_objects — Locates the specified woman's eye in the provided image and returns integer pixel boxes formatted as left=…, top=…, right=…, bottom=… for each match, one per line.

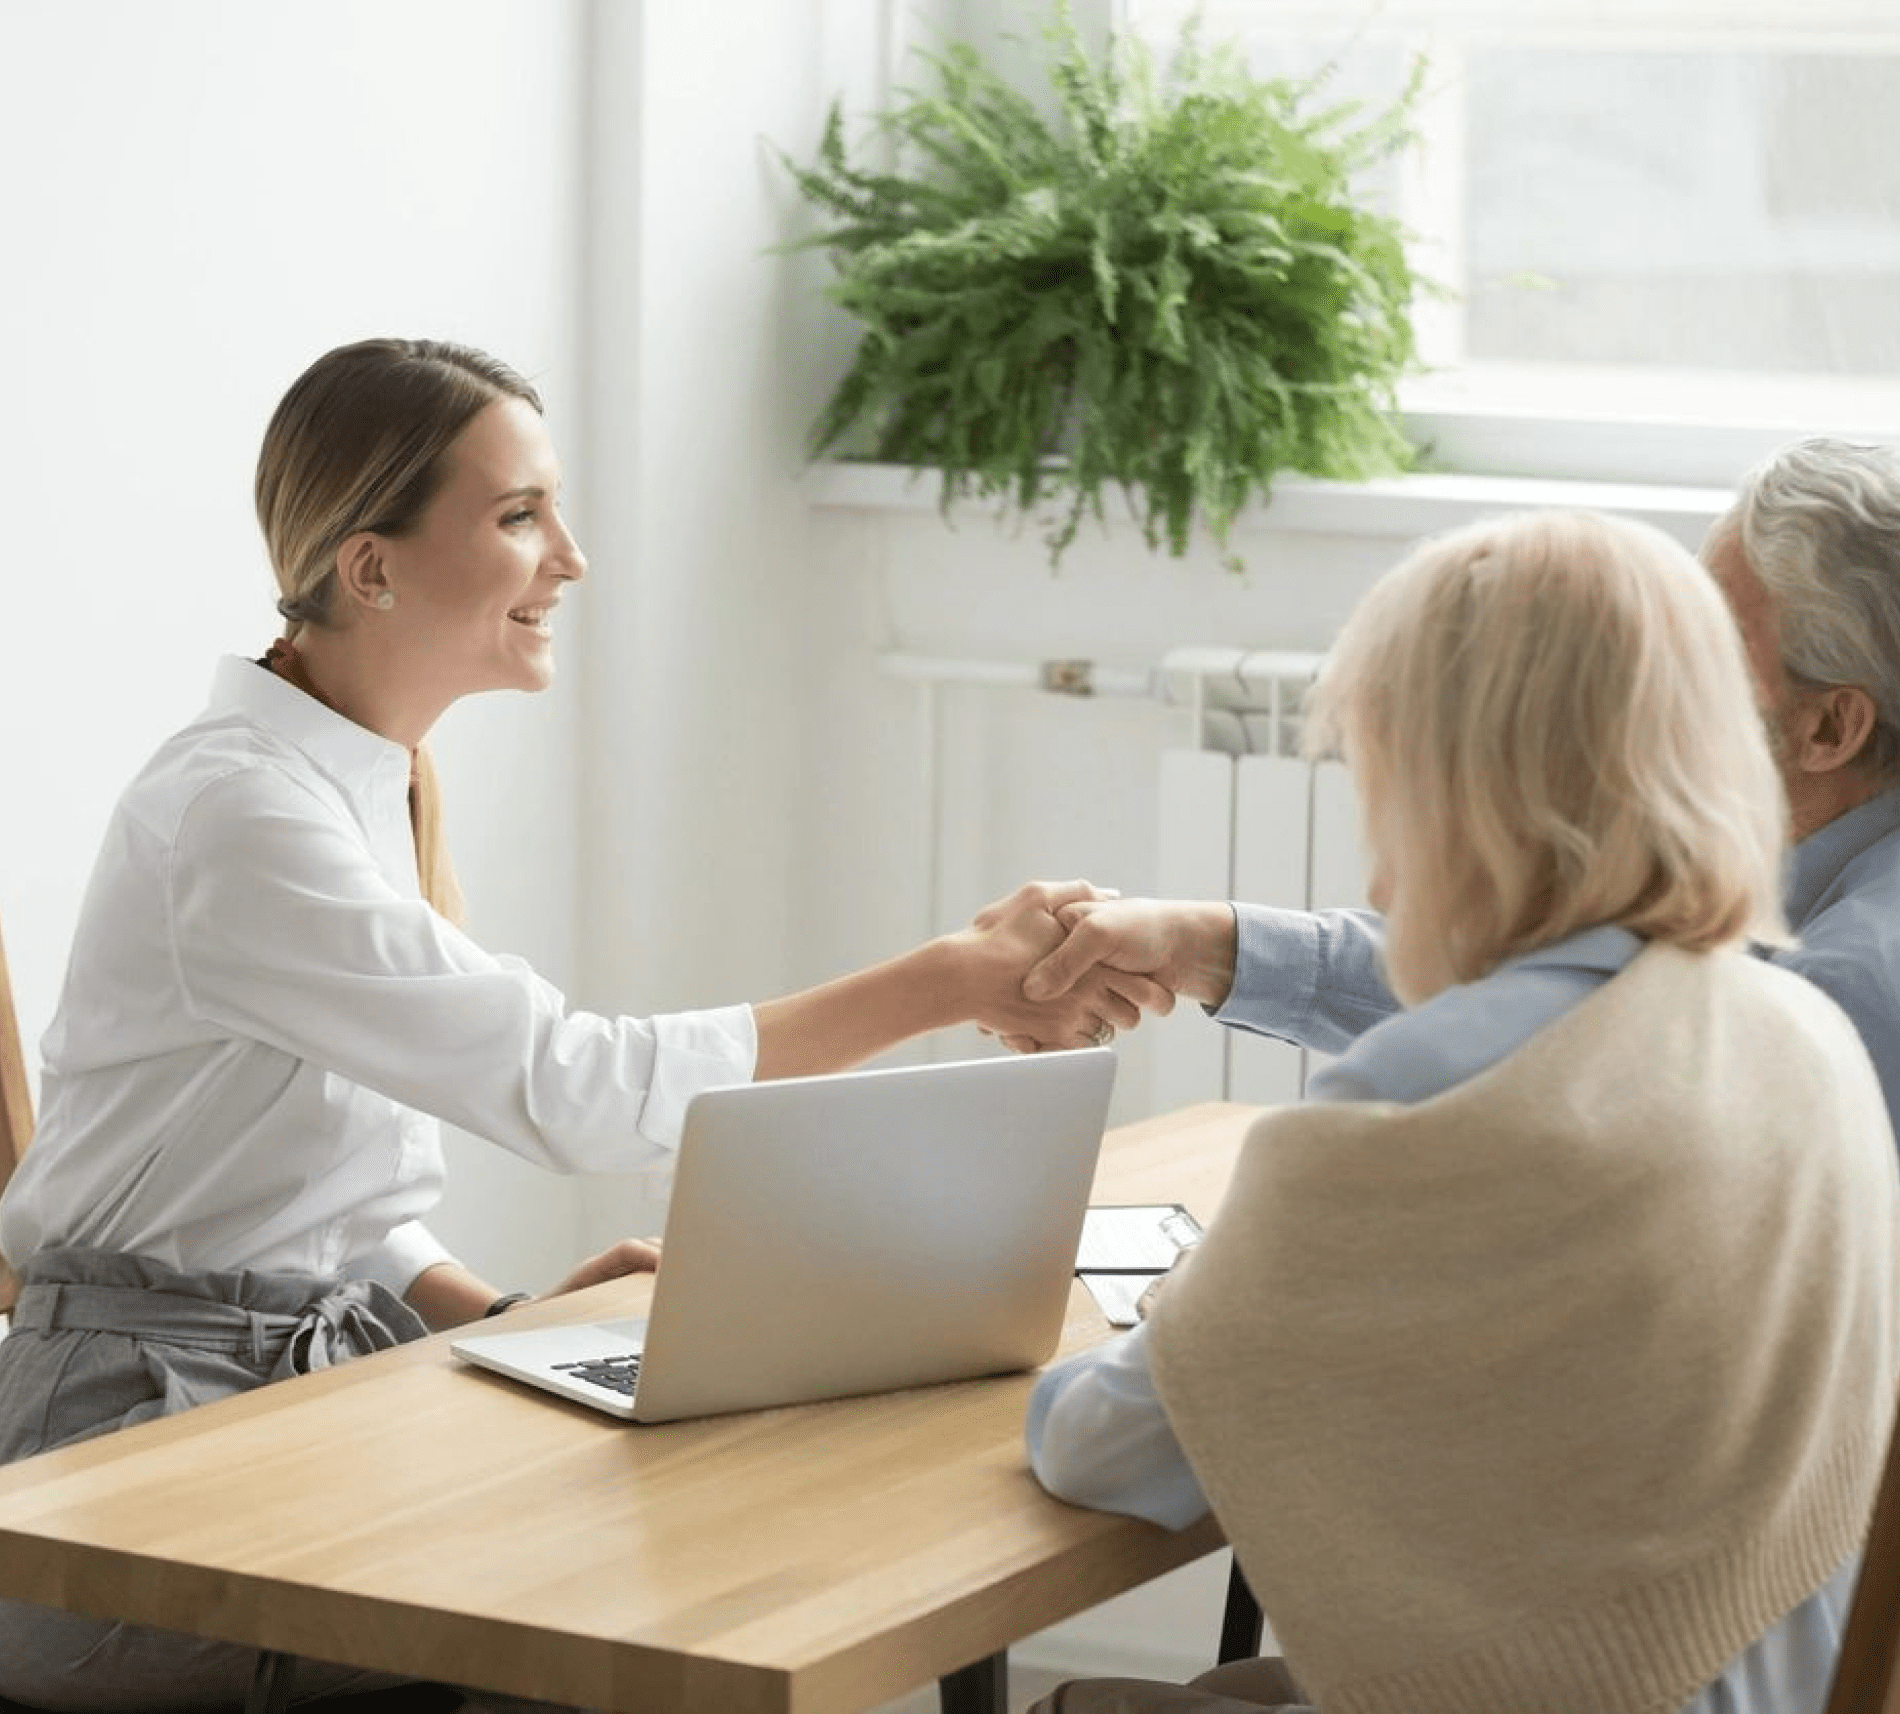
left=502, top=508, right=536, bottom=528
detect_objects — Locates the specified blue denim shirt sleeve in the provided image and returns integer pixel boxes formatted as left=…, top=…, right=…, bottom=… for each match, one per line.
left=1213, top=904, right=1400, bottom=1056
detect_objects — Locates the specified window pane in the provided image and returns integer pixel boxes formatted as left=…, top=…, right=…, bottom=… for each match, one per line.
left=1126, top=3, right=1900, bottom=434
left=1464, top=49, right=1900, bottom=375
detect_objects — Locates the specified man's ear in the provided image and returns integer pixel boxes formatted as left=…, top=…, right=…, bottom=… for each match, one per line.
left=334, top=532, right=393, bottom=615
left=1788, top=683, right=1881, bottom=776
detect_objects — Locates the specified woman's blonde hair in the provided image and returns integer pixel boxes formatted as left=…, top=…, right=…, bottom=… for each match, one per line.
left=254, top=338, right=543, bottom=924
left=1305, top=509, right=1791, bottom=1004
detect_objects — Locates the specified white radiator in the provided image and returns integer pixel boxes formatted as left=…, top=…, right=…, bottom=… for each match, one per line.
left=1148, top=649, right=1369, bottom=1114
left=878, top=647, right=1369, bottom=1114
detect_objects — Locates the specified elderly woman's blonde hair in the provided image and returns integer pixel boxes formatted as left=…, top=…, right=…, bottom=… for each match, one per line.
left=1305, top=509, right=1791, bottom=1004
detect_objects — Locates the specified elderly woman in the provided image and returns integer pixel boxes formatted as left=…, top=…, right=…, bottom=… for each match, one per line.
left=1026, top=509, right=1900, bottom=1714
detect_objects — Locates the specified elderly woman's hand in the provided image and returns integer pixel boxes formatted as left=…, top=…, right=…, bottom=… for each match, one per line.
left=955, top=879, right=1177, bottom=1052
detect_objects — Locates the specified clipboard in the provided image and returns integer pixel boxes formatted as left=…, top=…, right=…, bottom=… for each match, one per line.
left=1075, top=1202, right=1204, bottom=1326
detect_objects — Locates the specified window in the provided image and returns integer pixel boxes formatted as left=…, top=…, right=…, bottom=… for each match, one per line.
left=1120, top=0, right=1900, bottom=480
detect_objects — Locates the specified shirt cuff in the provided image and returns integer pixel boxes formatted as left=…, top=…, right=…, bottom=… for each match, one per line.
left=1212, top=903, right=1323, bottom=1038
left=351, top=1220, right=458, bottom=1298
left=639, top=1003, right=759, bottom=1151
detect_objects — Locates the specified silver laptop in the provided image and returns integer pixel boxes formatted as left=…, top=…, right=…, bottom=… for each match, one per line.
left=452, top=1047, right=1115, bottom=1424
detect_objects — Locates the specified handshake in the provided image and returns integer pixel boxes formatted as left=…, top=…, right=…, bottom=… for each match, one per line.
left=950, top=880, right=1240, bottom=1056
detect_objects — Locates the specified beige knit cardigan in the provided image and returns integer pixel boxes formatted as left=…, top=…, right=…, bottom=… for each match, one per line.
left=1148, top=943, right=1900, bottom=1714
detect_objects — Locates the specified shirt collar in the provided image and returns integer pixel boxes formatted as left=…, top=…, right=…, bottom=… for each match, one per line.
left=207, top=654, right=413, bottom=802
left=1785, top=785, right=1900, bottom=928
left=1493, top=922, right=1645, bottom=981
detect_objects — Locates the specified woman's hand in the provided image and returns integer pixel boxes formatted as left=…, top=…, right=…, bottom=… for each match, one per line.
left=415, top=1241, right=661, bottom=1331
left=1023, top=897, right=1240, bottom=1011
left=952, top=880, right=1176, bottom=1052
left=751, top=880, right=1175, bottom=1080
left=546, top=1237, right=664, bottom=1299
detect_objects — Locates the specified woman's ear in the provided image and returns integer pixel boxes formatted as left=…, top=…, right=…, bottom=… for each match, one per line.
left=334, top=532, right=394, bottom=616
left=1788, top=683, right=1881, bottom=777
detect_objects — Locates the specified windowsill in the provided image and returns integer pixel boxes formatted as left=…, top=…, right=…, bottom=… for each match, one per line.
left=804, top=365, right=1900, bottom=538
left=1401, top=364, right=1900, bottom=488
left=803, top=458, right=1734, bottom=540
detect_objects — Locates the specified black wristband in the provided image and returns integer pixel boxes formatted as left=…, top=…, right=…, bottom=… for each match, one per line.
left=483, top=1291, right=533, bottom=1318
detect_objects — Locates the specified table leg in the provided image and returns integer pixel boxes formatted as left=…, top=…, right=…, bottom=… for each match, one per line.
left=247, top=1649, right=298, bottom=1714
left=1217, top=1560, right=1264, bottom=1664
left=939, top=1648, right=1007, bottom=1714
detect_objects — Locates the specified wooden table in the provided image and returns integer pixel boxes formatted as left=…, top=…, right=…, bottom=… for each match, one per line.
left=0, top=1102, right=1259, bottom=1714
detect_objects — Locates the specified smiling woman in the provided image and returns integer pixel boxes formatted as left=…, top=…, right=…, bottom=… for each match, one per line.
left=0, top=336, right=1168, bottom=1712
left=300, top=393, right=583, bottom=722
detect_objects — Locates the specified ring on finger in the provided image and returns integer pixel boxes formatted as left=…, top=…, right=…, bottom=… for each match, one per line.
left=1089, top=1021, right=1115, bottom=1047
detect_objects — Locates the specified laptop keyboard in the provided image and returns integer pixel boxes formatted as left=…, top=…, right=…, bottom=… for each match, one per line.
left=554, top=1355, right=642, bottom=1397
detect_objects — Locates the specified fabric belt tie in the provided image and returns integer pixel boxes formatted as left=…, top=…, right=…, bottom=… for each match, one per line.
left=11, top=1276, right=421, bottom=1378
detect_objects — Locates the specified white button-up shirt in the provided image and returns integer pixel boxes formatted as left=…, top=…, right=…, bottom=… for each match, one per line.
left=0, top=658, right=756, bottom=1294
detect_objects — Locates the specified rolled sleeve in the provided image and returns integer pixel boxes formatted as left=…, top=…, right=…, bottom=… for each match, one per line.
left=1216, top=904, right=1398, bottom=1056
left=349, top=1221, right=457, bottom=1297
left=639, top=1005, right=759, bottom=1147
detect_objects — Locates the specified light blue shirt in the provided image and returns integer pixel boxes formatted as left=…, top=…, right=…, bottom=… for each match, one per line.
left=1216, top=785, right=1900, bottom=1145
left=1028, top=924, right=1859, bottom=1714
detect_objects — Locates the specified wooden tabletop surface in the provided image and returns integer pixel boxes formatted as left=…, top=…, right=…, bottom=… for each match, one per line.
left=0, top=1100, right=1260, bottom=1713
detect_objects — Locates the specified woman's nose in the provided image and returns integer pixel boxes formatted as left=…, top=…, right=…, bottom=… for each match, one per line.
left=553, top=516, right=587, bottom=581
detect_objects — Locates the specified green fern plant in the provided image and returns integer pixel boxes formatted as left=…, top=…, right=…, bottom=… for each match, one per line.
left=779, top=6, right=1430, bottom=568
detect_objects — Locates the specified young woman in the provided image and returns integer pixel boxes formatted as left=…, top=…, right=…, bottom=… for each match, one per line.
left=1025, top=510, right=1900, bottom=1714
left=0, top=337, right=1157, bottom=1711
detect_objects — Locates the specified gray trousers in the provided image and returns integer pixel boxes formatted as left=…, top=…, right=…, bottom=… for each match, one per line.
left=0, top=1246, right=567, bottom=1712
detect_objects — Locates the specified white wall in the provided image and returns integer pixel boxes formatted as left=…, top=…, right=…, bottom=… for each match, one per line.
left=559, top=0, right=897, bottom=1250
left=0, top=0, right=591, bottom=1281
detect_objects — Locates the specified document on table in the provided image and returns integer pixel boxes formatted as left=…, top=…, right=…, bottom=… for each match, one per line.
left=1075, top=1204, right=1205, bottom=1327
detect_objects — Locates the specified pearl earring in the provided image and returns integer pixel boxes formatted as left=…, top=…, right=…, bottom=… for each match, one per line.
left=375, top=591, right=396, bottom=611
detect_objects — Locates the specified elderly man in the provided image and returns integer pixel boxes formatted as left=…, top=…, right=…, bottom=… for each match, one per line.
left=1023, top=436, right=1900, bottom=1135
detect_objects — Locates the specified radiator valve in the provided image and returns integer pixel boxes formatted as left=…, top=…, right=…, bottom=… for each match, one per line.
left=1039, top=659, right=1096, bottom=697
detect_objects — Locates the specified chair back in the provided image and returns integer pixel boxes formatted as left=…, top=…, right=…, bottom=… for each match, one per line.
left=0, top=906, right=35, bottom=1315
left=1823, top=1393, right=1900, bottom=1714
